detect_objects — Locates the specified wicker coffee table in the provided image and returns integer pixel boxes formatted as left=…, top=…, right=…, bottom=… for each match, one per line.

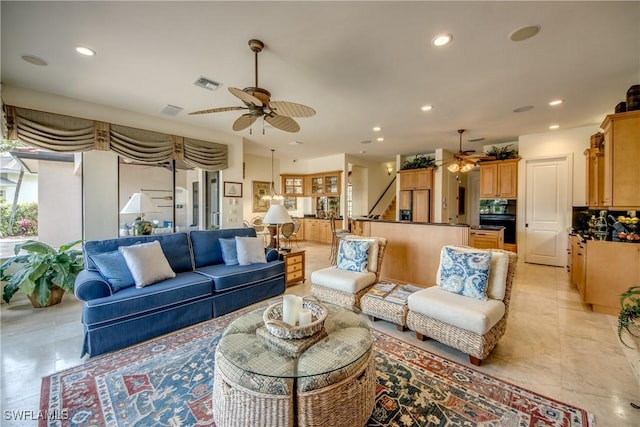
left=213, top=301, right=376, bottom=427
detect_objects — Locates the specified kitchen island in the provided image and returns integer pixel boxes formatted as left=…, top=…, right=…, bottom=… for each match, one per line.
left=352, top=219, right=470, bottom=287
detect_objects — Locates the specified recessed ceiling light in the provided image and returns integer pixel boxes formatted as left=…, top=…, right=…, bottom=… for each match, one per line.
left=372, top=127, right=381, bottom=132
left=513, top=105, right=534, bottom=113
left=377, top=137, right=384, bottom=142
left=432, top=34, right=452, bottom=47
left=75, top=46, right=96, bottom=56
left=421, top=105, right=433, bottom=111
left=548, top=99, right=563, bottom=106
left=21, top=54, right=48, bottom=66
left=549, top=124, right=560, bottom=130
left=509, top=25, right=541, bottom=42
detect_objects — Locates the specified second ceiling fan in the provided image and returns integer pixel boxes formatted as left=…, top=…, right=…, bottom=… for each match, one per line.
left=189, top=39, right=316, bottom=133
left=445, top=129, right=495, bottom=172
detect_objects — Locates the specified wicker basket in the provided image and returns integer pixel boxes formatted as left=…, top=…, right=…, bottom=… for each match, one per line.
left=263, top=299, right=328, bottom=340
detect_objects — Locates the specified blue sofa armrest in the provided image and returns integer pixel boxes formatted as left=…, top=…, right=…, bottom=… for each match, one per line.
left=265, top=248, right=279, bottom=262
left=74, top=270, right=113, bottom=301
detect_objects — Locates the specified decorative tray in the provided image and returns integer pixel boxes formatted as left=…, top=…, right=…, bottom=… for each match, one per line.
left=263, top=299, right=328, bottom=340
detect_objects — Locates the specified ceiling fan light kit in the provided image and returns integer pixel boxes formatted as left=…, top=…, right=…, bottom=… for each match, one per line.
left=189, top=39, right=315, bottom=133
left=445, top=129, right=495, bottom=173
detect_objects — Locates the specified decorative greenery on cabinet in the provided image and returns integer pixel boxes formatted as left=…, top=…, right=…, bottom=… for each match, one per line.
left=401, top=154, right=436, bottom=170
left=482, top=145, right=519, bottom=160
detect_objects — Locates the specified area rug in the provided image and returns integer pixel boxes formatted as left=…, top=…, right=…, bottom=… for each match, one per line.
left=40, top=307, right=594, bottom=427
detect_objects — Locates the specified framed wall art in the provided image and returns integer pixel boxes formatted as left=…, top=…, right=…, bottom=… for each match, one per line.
left=252, top=181, right=270, bottom=212
left=283, top=197, right=297, bottom=211
left=224, top=181, right=242, bottom=198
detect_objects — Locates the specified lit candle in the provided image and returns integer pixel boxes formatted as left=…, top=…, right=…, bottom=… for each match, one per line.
left=298, top=308, right=312, bottom=326
left=295, top=296, right=304, bottom=318
left=282, top=295, right=298, bottom=325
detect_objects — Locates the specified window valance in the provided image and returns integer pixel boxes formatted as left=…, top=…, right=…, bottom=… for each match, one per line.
left=3, top=105, right=228, bottom=171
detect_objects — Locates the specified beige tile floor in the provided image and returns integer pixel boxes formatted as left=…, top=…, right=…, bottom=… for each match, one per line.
left=1, top=241, right=639, bottom=426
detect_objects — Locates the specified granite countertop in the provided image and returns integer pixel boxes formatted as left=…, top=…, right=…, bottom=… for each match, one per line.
left=470, top=225, right=505, bottom=230
left=354, top=218, right=469, bottom=227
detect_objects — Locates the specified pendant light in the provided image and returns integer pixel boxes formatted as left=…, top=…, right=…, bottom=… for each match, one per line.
left=263, top=149, right=284, bottom=203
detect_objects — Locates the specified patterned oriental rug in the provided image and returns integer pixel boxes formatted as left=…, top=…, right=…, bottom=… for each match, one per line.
left=40, top=307, right=594, bottom=427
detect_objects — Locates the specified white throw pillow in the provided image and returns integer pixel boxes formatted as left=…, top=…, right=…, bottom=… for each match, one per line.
left=119, top=240, right=176, bottom=288
left=235, top=236, right=267, bottom=265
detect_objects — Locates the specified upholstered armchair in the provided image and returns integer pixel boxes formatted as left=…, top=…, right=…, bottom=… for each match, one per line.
left=311, top=236, right=387, bottom=309
left=406, top=245, right=517, bottom=366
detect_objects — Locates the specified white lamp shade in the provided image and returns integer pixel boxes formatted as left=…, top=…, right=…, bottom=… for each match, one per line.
left=263, top=204, right=292, bottom=225
left=120, top=192, right=160, bottom=215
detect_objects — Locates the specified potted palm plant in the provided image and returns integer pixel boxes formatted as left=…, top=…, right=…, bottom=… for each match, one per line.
left=618, top=285, right=640, bottom=348
left=0, top=239, right=83, bottom=308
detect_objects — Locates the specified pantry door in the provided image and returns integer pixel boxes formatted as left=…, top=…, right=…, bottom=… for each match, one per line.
left=524, top=156, right=570, bottom=266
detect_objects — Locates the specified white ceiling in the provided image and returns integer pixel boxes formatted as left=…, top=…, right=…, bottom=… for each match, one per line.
left=1, top=1, right=639, bottom=162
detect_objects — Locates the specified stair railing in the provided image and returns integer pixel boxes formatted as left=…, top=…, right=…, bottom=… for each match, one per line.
left=368, top=176, right=396, bottom=217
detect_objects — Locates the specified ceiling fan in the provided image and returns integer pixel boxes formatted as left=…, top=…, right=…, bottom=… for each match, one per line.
left=189, top=39, right=316, bottom=133
left=445, top=129, right=495, bottom=173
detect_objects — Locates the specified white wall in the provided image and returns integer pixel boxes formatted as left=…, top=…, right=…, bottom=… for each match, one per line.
left=0, top=171, right=38, bottom=203
left=38, top=160, right=82, bottom=247
left=518, top=124, right=597, bottom=207
left=82, top=150, right=119, bottom=240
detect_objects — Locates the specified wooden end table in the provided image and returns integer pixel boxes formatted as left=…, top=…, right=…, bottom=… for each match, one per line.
left=280, top=249, right=306, bottom=286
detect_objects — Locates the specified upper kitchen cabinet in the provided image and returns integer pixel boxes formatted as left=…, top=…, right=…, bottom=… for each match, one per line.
left=307, top=171, right=341, bottom=196
left=584, top=148, right=605, bottom=208
left=479, top=159, right=519, bottom=199
left=281, top=175, right=305, bottom=197
left=601, top=110, right=640, bottom=208
left=398, top=168, right=433, bottom=190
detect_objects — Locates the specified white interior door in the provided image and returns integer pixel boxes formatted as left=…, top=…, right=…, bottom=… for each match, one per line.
left=524, top=157, right=569, bottom=266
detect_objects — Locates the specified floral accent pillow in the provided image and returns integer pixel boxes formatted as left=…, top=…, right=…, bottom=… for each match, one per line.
left=336, top=240, right=370, bottom=273
left=438, top=247, right=492, bottom=300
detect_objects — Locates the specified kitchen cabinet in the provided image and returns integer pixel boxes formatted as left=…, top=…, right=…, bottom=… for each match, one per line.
left=303, top=219, right=338, bottom=243
left=601, top=110, right=640, bottom=208
left=479, top=159, right=519, bottom=199
left=585, top=240, right=640, bottom=315
left=469, top=228, right=504, bottom=250
left=570, top=235, right=586, bottom=298
left=399, top=190, right=412, bottom=210
left=412, top=189, right=432, bottom=223
left=281, top=175, right=305, bottom=197
left=584, top=148, right=605, bottom=208
left=299, top=171, right=342, bottom=196
left=399, top=168, right=433, bottom=190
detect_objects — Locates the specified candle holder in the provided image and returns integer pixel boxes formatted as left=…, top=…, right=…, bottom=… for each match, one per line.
left=263, top=297, right=328, bottom=340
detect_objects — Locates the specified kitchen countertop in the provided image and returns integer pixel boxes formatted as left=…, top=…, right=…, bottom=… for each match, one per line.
left=353, top=218, right=469, bottom=227
left=471, top=225, right=506, bottom=231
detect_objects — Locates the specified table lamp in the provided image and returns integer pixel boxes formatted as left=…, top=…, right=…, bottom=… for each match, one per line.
left=263, top=203, right=292, bottom=250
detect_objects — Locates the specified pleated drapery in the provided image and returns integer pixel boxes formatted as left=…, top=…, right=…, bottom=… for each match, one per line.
left=4, top=105, right=228, bottom=170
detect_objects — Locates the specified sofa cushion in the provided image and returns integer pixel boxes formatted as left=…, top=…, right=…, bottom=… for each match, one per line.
left=408, top=286, right=505, bottom=335
left=437, top=246, right=492, bottom=300
left=89, top=250, right=135, bottom=292
left=438, top=245, right=509, bottom=300
left=82, top=271, right=213, bottom=326
left=196, top=261, right=284, bottom=292
left=236, top=236, right=267, bottom=265
left=83, top=232, right=193, bottom=273
left=310, top=266, right=376, bottom=294
left=119, top=241, right=176, bottom=288
left=190, top=228, right=257, bottom=268
left=336, top=239, right=370, bottom=272
left=219, top=238, right=239, bottom=266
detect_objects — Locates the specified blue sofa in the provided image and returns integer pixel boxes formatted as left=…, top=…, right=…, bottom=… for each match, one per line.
left=74, top=228, right=285, bottom=357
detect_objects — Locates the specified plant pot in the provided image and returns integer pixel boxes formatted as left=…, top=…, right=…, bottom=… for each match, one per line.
left=27, top=286, right=65, bottom=308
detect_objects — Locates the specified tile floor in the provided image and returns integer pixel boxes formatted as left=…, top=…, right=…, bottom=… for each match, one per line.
left=1, top=241, right=638, bottom=426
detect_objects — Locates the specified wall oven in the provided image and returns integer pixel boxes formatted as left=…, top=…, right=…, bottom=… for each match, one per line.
left=479, top=214, right=516, bottom=244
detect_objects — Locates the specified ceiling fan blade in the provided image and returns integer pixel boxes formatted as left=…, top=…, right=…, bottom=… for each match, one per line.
left=232, top=114, right=258, bottom=131
left=268, top=101, right=316, bottom=118
left=229, top=87, right=263, bottom=107
left=188, top=106, right=246, bottom=115
left=265, top=114, right=300, bottom=133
